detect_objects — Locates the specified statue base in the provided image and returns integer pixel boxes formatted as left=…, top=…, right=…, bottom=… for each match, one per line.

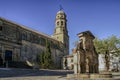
left=67, top=72, right=119, bottom=80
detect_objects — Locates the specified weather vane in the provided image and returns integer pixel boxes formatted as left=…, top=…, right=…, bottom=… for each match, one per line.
left=59, top=5, right=63, bottom=10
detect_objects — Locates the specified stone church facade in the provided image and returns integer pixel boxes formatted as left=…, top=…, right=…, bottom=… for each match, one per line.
left=0, top=10, right=69, bottom=68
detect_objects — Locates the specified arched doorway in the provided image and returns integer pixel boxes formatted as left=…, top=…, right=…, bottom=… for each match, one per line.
left=5, top=50, right=12, bottom=61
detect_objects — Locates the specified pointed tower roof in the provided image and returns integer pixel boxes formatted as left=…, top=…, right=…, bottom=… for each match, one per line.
left=57, top=5, right=66, bottom=15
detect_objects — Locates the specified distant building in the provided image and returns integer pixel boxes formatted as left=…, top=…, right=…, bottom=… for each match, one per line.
left=110, top=55, right=120, bottom=72
left=0, top=10, right=69, bottom=69
left=63, top=54, right=73, bottom=70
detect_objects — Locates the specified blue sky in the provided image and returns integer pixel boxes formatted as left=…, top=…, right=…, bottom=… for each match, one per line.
left=0, top=0, right=120, bottom=53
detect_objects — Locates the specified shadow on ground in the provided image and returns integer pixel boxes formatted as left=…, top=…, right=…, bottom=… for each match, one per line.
left=0, top=68, right=73, bottom=78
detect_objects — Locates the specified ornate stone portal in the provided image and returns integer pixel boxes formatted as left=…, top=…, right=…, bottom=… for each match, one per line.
left=74, top=31, right=99, bottom=74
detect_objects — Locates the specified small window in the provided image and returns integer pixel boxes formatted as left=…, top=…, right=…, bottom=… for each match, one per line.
left=0, top=26, right=2, bottom=31
left=57, top=22, right=59, bottom=25
left=61, top=21, right=63, bottom=25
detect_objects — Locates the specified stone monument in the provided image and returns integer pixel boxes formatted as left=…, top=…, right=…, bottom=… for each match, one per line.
left=75, top=31, right=99, bottom=73
left=67, top=31, right=113, bottom=79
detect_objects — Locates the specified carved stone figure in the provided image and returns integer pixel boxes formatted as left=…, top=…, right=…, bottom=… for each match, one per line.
left=73, top=31, right=99, bottom=74
left=63, top=57, right=67, bottom=69
left=73, top=51, right=78, bottom=74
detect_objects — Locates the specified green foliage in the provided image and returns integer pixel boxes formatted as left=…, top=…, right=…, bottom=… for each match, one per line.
left=40, top=51, right=45, bottom=68
left=36, top=39, right=54, bottom=69
left=36, top=51, right=44, bottom=68
left=94, top=35, right=120, bottom=71
left=43, top=39, right=54, bottom=69
left=94, top=35, right=120, bottom=55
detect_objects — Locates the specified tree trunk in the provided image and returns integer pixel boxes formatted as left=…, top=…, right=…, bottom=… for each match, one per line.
left=105, top=51, right=110, bottom=71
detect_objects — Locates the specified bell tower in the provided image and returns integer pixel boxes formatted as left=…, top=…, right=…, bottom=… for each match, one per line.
left=53, top=9, right=69, bottom=54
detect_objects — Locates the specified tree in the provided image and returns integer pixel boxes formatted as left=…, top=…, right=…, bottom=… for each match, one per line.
left=43, top=39, right=54, bottom=69
left=94, top=35, right=120, bottom=71
left=36, top=40, right=54, bottom=69
left=73, top=41, right=79, bottom=47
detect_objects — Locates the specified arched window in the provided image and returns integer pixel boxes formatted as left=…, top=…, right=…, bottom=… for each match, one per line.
left=61, top=21, right=63, bottom=25
left=61, top=15, right=63, bottom=18
left=57, top=21, right=59, bottom=25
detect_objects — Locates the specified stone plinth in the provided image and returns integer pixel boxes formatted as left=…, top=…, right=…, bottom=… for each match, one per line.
left=67, top=73, right=112, bottom=79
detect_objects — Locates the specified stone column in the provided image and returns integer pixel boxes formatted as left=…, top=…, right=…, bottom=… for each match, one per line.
left=86, top=58, right=89, bottom=73
left=77, top=51, right=81, bottom=73
left=73, top=52, right=78, bottom=74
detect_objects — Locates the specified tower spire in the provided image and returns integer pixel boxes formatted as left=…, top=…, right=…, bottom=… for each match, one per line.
left=59, top=5, right=63, bottom=11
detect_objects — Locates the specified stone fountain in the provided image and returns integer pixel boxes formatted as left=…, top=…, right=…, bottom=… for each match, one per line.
left=67, top=31, right=113, bottom=80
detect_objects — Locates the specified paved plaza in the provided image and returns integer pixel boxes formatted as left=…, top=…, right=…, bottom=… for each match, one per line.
left=0, top=68, right=73, bottom=80
left=0, top=68, right=120, bottom=80
left=0, top=68, right=73, bottom=77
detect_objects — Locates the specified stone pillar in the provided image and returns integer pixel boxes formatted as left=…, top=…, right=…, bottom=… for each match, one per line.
left=73, top=52, right=78, bottom=74
left=86, top=58, right=89, bottom=73
left=77, top=51, right=81, bottom=73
